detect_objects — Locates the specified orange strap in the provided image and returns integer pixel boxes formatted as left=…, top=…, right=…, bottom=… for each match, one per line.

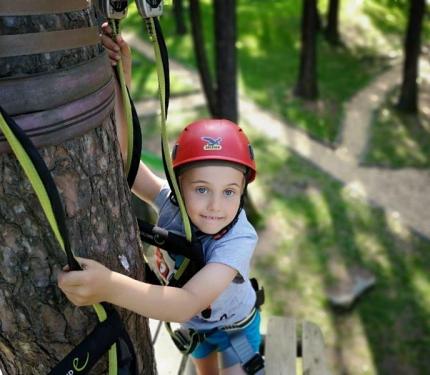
left=0, top=0, right=90, bottom=15
left=0, top=27, right=99, bottom=58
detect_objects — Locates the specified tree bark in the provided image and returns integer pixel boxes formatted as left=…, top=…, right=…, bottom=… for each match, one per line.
left=214, top=0, right=238, bottom=122
left=294, top=0, right=319, bottom=100
left=173, top=0, right=187, bottom=35
left=397, top=0, right=426, bottom=113
left=324, top=0, right=341, bottom=45
left=0, top=8, right=156, bottom=375
left=189, top=0, right=218, bottom=117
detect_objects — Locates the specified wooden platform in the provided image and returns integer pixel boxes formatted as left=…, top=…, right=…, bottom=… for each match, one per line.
left=265, top=316, right=331, bottom=375
left=181, top=316, right=331, bottom=374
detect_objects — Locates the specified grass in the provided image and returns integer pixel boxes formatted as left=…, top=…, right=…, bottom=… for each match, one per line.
left=247, top=129, right=430, bottom=374
left=365, top=86, right=430, bottom=168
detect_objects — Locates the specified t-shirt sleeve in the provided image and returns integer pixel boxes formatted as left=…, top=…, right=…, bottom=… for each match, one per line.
left=206, top=217, right=258, bottom=282
left=153, top=182, right=170, bottom=213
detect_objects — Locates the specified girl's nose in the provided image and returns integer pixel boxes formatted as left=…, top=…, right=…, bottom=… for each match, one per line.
left=208, top=194, right=221, bottom=211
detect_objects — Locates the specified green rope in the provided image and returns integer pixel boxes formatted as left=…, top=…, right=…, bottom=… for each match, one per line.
left=111, top=20, right=134, bottom=176
left=146, top=17, right=192, bottom=242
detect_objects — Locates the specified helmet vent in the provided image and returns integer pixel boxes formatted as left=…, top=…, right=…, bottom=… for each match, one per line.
left=172, top=144, right=178, bottom=160
left=248, top=144, right=255, bottom=160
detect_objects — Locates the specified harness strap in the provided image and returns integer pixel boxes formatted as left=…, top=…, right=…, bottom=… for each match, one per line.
left=224, top=332, right=265, bottom=374
left=48, top=303, right=136, bottom=375
left=138, top=220, right=204, bottom=264
left=0, top=27, right=100, bottom=58
left=145, top=16, right=192, bottom=242
left=0, top=0, right=90, bottom=15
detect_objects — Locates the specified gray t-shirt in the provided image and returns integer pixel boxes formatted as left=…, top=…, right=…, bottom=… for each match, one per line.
left=153, top=184, right=258, bottom=331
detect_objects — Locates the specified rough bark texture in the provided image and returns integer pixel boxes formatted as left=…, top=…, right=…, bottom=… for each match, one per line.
left=0, top=8, right=156, bottom=375
left=294, top=0, right=319, bottom=100
left=214, top=0, right=238, bottom=123
left=397, top=0, right=426, bottom=113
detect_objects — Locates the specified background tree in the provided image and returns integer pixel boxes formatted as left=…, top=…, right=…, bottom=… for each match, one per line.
left=0, top=8, right=155, bottom=374
left=324, top=0, right=341, bottom=45
left=295, top=0, right=319, bottom=99
left=189, top=0, right=218, bottom=116
left=397, top=0, right=426, bottom=113
left=214, top=0, right=238, bottom=122
left=189, top=0, right=238, bottom=122
left=173, top=0, right=187, bottom=35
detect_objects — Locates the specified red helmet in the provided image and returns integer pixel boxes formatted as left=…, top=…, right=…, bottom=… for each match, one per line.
left=172, top=119, right=256, bottom=182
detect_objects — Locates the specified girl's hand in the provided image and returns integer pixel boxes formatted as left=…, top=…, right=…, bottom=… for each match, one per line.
left=101, top=22, right=132, bottom=86
left=58, top=257, right=113, bottom=306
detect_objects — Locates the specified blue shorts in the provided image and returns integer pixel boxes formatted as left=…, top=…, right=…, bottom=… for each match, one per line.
left=191, top=310, right=262, bottom=367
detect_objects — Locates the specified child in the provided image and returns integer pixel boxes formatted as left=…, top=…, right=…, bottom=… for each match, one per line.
left=58, top=26, right=263, bottom=375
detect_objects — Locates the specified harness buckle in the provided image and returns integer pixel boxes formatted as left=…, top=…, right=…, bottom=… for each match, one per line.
left=243, top=353, right=265, bottom=374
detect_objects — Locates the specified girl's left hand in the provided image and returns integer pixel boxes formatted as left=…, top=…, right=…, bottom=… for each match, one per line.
left=58, top=257, right=113, bottom=306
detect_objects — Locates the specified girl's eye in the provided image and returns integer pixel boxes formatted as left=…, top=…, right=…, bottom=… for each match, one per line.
left=196, top=187, right=208, bottom=194
left=224, top=189, right=235, bottom=197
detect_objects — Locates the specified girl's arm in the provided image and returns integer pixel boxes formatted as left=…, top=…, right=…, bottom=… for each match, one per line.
left=58, top=257, right=237, bottom=323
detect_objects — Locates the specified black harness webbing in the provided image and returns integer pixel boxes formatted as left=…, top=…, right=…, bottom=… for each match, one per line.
left=49, top=304, right=136, bottom=375
left=126, top=86, right=142, bottom=188
left=0, top=106, right=137, bottom=374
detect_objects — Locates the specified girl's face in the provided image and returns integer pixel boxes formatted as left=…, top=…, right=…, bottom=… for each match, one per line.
left=179, top=164, right=245, bottom=235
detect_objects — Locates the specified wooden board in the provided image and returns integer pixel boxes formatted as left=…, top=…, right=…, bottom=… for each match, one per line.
left=265, top=316, right=297, bottom=375
left=302, top=321, right=330, bottom=375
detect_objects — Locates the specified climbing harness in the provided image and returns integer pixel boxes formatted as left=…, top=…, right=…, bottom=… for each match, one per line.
left=115, top=6, right=266, bottom=373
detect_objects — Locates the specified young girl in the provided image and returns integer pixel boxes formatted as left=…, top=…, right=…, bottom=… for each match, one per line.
left=58, top=26, right=263, bottom=375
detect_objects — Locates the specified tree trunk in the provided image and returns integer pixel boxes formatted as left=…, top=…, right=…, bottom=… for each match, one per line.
left=397, top=0, right=426, bottom=113
left=173, top=0, right=187, bottom=35
left=294, top=0, right=319, bottom=100
left=189, top=0, right=218, bottom=117
left=324, top=0, right=341, bottom=45
left=0, top=8, right=156, bottom=375
left=214, top=0, right=238, bottom=122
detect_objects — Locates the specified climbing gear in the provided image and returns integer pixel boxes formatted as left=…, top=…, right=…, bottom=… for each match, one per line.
left=172, top=119, right=257, bottom=183
left=98, top=0, right=128, bottom=19
left=167, top=285, right=265, bottom=375
left=0, top=54, right=115, bottom=154
left=136, top=0, right=163, bottom=18
left=0, top=106, right=137, bottom=374
left=166, top=279, right=264, bottom=354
